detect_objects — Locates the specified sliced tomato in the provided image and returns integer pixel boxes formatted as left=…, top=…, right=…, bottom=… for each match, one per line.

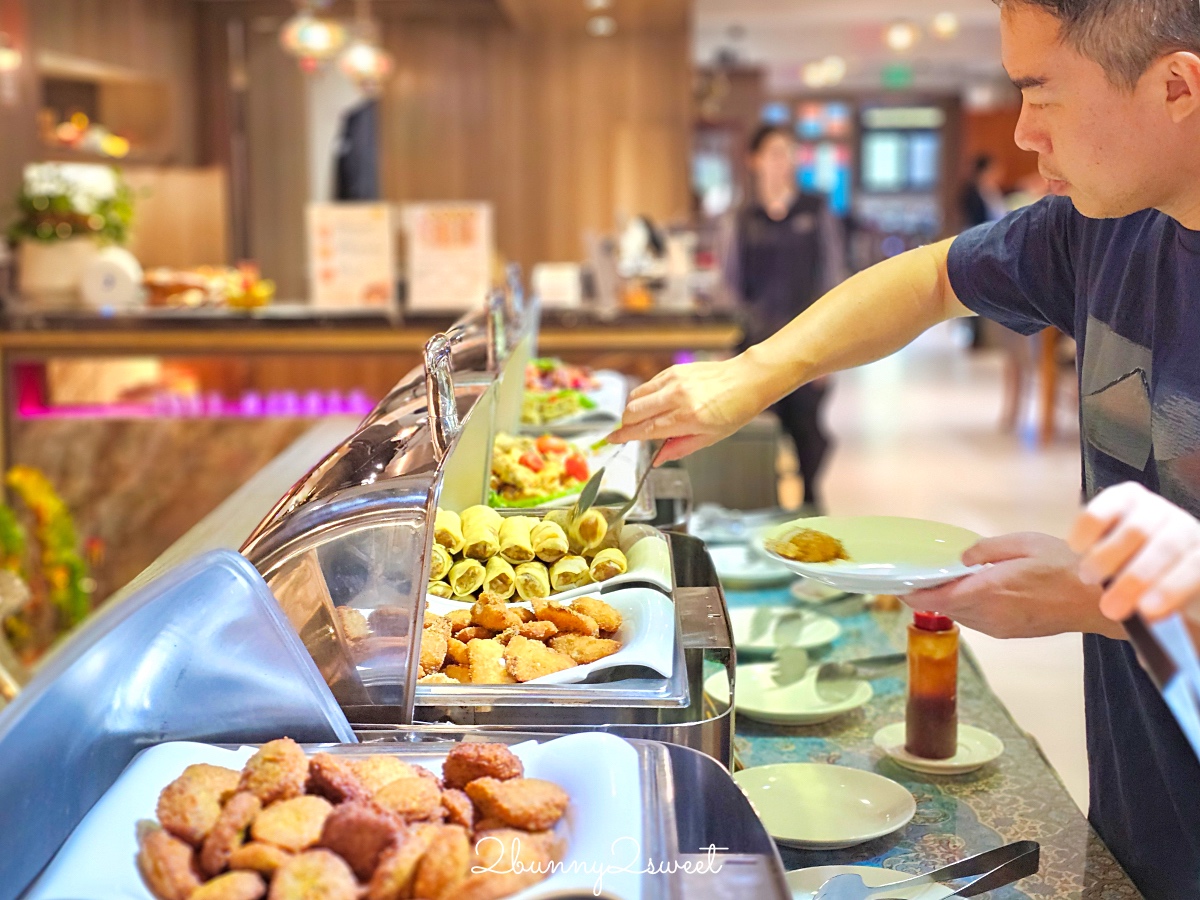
left=519, top=450, right=545, bottom=472
left=564, top=453, right=589, bottom=482
left=536, top=435, right=570, bottom=456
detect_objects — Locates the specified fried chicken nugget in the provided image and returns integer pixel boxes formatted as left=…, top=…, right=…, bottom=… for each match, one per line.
left=569, top=597, right=622, bottom=634
left=267, top=849, right=357, bottom=900
left=424, top=611, right=452, bottom=638
left=318, top=799, right=402, bottom=881
left=200, top=791, right=262, bottom=878
left=446, top=609, right=473, bottom=634
left=533, top=602, right=599, bottom=637
left=250, top=796, right=333, bottom=852
left=157, top=764, right=242, bottom=846
left=470, top=597, right=522, bottom=634
left=448, top=829, right=553, bottom=900
left=366, top=824, right=439, bottom=900
left=419, top=672, right=458, bottom=684
left=456, top=626, right=497, bottom=643
left=548, top=633, right=621, bottom=665
left=446, top=637, right=471, bottom=666
left=239, top=739, right=308, bottom=807
left=411, top=825, right=471, bottom=900
left=442, top=743, right=524, bottom=790
left=420, top=626, right=449, bottom=673
left=375, top=773, right=445, bottom=823
left=190, top=870, right=266, bottom=900
left=228, top=842, right=292, bottom=876
left=441, top=788, right=475, bottom=829
left=464, top=778, right=570, bottom=832
left=352, top=755, right=423, bottom=796
left=307, top=752, right=372, bottom=804
left=138, top=828, right=203, bottom=900
left=467, top=638, right=516, bottom=684
left=444, top=664, right=471, bottom=683
left=516, top=621, right=557, bottom=641
left=503, top=635, right=577, bottom=683
left=511, top=607, right=536, bottom=624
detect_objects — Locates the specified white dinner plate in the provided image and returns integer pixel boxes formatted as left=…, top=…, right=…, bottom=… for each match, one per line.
left=734, top=762, right=916, bottom=850
left=704, top=663, right=872, bottom=725
left=759, top=516, right=983, bottom=596
left=787, top=866, right=954, bottom=900
left=789, top=578, right=854, bottom=604
left=873, top=722, right=1006, bottom=775
left=729, top=605, right=841, bottom=653
left=709, top=545, right=796, bottom=589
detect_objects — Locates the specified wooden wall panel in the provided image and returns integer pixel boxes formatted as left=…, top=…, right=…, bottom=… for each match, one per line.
left=961, top=107, right=1039, bottom=190
left=0, top=0, right=39, bottom=217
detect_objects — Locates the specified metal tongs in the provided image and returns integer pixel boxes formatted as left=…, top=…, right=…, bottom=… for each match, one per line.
left=813, top=840, right=1040, bottom=900
left=1124, top=612, right=1200, bottom=760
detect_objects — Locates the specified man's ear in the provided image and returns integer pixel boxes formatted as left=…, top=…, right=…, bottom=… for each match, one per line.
left=1160, top=52, right=1200, bottom=122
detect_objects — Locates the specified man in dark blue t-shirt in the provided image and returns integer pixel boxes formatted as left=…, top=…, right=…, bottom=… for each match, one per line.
left=613, top=1, right=1200, bottom=896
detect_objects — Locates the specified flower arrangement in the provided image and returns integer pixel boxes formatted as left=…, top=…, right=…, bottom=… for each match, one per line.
left=7, top=162, right=134, bottom=245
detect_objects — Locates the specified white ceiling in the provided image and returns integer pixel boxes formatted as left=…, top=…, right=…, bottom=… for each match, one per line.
left=694, top=0, right=1015, bottom=97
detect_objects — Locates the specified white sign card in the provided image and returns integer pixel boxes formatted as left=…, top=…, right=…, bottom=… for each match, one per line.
left=402, top=202, right=493, bottom=313
left=307, top=203, right=397, bottom=310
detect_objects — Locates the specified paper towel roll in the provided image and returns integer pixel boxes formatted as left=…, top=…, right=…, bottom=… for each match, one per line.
left=80, top=247, right=144, bottom=309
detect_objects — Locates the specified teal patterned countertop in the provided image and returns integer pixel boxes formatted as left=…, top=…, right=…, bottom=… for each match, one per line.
left=723, top=586, right=1144, bottom=899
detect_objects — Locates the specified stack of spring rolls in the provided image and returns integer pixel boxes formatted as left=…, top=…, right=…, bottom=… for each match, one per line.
left=428, top=505, right=631, bottom=602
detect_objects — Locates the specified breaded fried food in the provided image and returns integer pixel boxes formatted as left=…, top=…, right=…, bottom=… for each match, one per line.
left=444, top=664, right=471, bottom=683
left=157, top=764, right=242, bottom=846
left=503, top=635, right=577, bottom=682
left=424, top=611, right=452, bottom=639
left=533, top=602, right=599, bottom=637
left=239, top=739, right=309, bottom=807
left=307, top=753, right=371, bottom=804
left=456, top=626, right=497, bottom=643
left=228, top=842, right=292, bottom=876
left=138, top=828, right=203, bottom=900
left=419, top=625, right=449, bottom=673
left=441, top=788, right=475, bottom=829
left=411, top=825, right=470, bottom=900
left=471, top=596, right=522, bottom=633
left=318, top=799, right=401, bottom=881
left=442, top=742, right=524, bottom=790
left=467, top=638, right=516, bottom=684
left=446, top=637, right=471, bottom=666
left=200, top=791, right=262, bottom=878
left=267, top=849, right=357, bottom=900
left=335, top=607, right=371, bottom=643
left=516, top=621, right=558, bottom=641
left=374, top=773, right=444, bottom=823
left=190, top=870, right=266, bottom=900
left=511, top=607, right=536, bottom=624
left=548, top=633, right=621, bottom=665
left=569, top=597, right=622, bottom=634
left=419, top=672, right=457, bottom=684
left=250, top=796, right=333, bottom=852
left=446, top=609, right=473, bottom=633
left=352, top=755, right=422, bottom=796
left=465, top=778, right=570, bottom=831
left=451, top=829, right=552, bottom=900
left=366, top=825, right=438, bottom=900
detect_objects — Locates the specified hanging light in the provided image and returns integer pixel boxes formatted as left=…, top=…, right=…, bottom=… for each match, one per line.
left=931, top=12, right=960, bottom=40
left=885, top=21, right=921, bottom=53
left=280, top=1, right=346, bottom=73
left=339, top=1, right=393, bottom=93
left=0, top=32, right=21, bottom=73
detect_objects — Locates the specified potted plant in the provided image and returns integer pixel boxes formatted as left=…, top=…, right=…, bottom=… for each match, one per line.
left=7, top=162, right=134, bottom=301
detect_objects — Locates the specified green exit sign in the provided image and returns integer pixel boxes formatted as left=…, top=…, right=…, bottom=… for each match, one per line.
left=882, top=63, right=914, bottom=90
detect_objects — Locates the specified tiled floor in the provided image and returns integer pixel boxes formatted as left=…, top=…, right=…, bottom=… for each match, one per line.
left=781, top=324, right=1091, bottom=810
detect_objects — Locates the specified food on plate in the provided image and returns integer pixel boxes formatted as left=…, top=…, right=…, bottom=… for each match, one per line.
left=419, top=624, right=450, bottom=673
left=434, top=508, right=465, bottom=554
left=567, top=509, right=608, bottom=554
left=448, top=558, right=486, bottom=598
left=306, top=753, right=371, bottom=805
left=483, top=557, right=517, bottom=601
left=766, top=528, right=850, bottom=564
left=549, top=634, right=622, bottom=665
left=521, top=388, right=596, bottom=426
left=446, top=609, right=473, bottom=632
left=428, top=580, right=454, bottom=600
left=141, top=742, right=569, bottom=900
left=429, top=544, right=453, bottom=582
left=548, top=556, right=591, bottom=593
left=504, top=635, right=577, bottom=682
left=513, top=561, right=551, bottom=602
left=498, top=516, right=536, bottom=564
left=529, top=519, right=569, bottom=564
left=526, top=358, right=599, bottom=392
left=239, top=739, right=309, bottom=808
left=444, top=664, right=472, bottom=683
left=467, top=638, right=516, bottom=684
left=471, top=594, right=522, bottom=633
left=489, top=434, right=590, bottom=506
left=457, top=626, right=497, bottom=643
left=157, top=764, right=242, bottom=846
left=532, top=600, right=599, bottom=637
left=514, top=620, right=558, bottom=641
left=588, top=548, right=628, bottom=583
left=461, top=506, right=503, bottom=560
left=570, top=596, right=622, bottom=633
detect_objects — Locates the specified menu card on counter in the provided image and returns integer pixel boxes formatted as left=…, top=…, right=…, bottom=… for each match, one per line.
left=307, top=203, right=397, bottom=310
left=402, top=202, right=493, bottom=313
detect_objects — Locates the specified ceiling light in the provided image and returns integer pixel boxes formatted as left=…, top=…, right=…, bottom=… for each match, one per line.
left=586, top=15, right=617, bottom=37
left=280, top=4, right=347, bottom=73
left=339, top=2, right=392, bottom=94
left=0, top=33, right=21, bottom=73
left=931, top=12, right=960, bottom=40
left=885, top=21, right=920, bottom=53
left=584, top=0, right=613, bottom=10
left=803, top=56, right=847, bottom=89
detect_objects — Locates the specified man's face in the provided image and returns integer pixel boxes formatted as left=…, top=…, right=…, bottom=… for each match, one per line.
left=752, top=133, right=797, bottom=192
left=1002, top=3, right=1174, bottom=218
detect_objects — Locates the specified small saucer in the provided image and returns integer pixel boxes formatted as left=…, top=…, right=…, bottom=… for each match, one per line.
left=873, top=722, right=1005, bottom=775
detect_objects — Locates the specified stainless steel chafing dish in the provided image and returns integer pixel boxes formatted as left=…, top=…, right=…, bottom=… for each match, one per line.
left=241, top=282, right=734, bottom=764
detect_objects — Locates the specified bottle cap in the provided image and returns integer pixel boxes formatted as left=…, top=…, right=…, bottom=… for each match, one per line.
left=913, top=611, right=955, bottom=632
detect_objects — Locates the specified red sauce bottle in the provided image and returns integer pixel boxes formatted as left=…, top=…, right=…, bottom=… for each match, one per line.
left=905, top=611, right=959, bottom=760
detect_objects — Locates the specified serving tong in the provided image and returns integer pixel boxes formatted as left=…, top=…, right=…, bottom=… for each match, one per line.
left=813, top=840, right=1040, bottom=900
left=567, top=439, right=664, bottom=534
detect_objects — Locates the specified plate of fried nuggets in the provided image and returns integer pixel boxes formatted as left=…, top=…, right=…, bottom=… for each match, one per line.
left=420, top=584, right=675, bottom=686
left=28, top=734, right=643, bottom=900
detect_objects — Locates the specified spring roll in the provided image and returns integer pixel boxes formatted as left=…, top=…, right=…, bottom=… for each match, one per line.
left=461, top=505, right=503, bottom=560
left=428, top=580, right=454, bottom=599
left=499, top=515, right=536, bottom=564
left=530, top=519, right=570, bottom=564
left=550, top=555, right=591, bottom=592
left=569, top=509, right=608, bottom=554
left=484, top=556, right=517, bottom=601
left=514, top=561, right=551, bottom=602
left=434, top=508, right=465, bottom=554
left=429, top=543, right=453, bottom=581
left=589, top=548, right=628, bottom=583
left=448, top=558, right=486, bottom=597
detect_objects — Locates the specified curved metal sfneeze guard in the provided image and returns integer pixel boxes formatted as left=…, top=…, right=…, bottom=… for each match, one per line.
left=424, top=333, right=459, bottom=461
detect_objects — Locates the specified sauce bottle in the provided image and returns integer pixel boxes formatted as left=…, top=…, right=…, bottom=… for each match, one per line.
left=905, top=611, right=959, bottom=760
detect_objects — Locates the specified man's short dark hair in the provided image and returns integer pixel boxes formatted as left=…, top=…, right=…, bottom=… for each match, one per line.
left=999, top=0, right=1200, bottom=89
left=748, top=124, right=793, bottom=155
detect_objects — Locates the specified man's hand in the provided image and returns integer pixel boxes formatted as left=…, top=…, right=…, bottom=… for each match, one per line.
left=1068, top=482, right=1200, bottom=624
left=607, top=353, right=775, bottom=464
left=904, top=532, right=1119, bottom=639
